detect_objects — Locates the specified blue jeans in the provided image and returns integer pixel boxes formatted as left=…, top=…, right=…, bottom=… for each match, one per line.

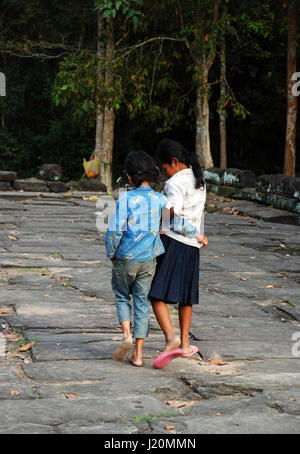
left=111, top=259, right=156, bottom=338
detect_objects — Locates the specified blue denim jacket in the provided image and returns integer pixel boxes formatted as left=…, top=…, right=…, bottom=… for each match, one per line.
left=105, top=186, right=196, bottom=262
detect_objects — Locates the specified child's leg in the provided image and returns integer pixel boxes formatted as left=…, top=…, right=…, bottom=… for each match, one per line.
left=111, top=261, right=134, bottom=361
left=151, top=300, right=181, bottom=352
left=130, top=260, right=156, bottom=366
left=178, top=304, right=193, bottom=354
left=129, top=338, right=144, bottom=367
left=113, top=319, right=133, bottom=362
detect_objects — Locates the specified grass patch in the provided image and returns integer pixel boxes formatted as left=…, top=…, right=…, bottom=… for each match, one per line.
left=134, top=410, right=173, bottom=424
left=11, top=337, right=37, bottom=352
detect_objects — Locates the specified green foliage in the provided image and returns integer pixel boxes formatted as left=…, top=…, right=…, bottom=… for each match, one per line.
left=0, top=0, right=300, bottom=182
left=95, top=0, right=142, bottom=28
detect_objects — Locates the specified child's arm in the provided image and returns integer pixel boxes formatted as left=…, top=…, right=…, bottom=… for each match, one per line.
left=161, top=205, right=197, bottom=238
left=169, top=212, right=208, bottom=246
left=104, top=194, right=127, bottom=260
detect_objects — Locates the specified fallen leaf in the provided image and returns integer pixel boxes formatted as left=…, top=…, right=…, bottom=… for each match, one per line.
left=65, top=394, right=78, bottom=399
left=17, top=341, right=36, bottom=352
left=0, top=309, right=9, bottom=314
left=209, top=359, right=228, bottom=366
left=5, top=333, right=24, bottom=342
left=240, top=278, right=247, bottom=281
left=8, top=235, right=17, bottom=240
left=216, top=413, right=222, bottom=416
left=289, top=398, right=296, bottom=402
left=267, top=285, right=282, bottom=289
left=166, top=400, right=186, bottom=408
left=7, top=351, right=26, bottom=359
left=165, top=425, right=174, bottom=430
left=10, top=390, right=20, bottom=396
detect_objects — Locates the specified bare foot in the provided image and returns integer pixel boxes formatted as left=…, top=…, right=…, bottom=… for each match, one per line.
left=113, top=334, right=133, bottom=362
left=181, top=344, right=192, bottom=355
left=164, top=335, right=181, bottom=352
left=129, top=351, right=144, bottom=367
left=181, top=344, right=198, bottom=357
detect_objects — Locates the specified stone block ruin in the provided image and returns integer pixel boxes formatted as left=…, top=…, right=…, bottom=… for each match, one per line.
left=204, top=168, right=300, bottom=222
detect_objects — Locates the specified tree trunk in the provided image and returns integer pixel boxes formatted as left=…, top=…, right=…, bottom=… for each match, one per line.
left=1, top=110, right=5, bottom=128
left=219, top=11, right=227, bottom=169
left=100, top=17, right=115, bottom=193
left=284, top=0, right=297, bottom=177
left=195, top=68, right=214, bottom=169
left=94, top=11, right=105, bottom=168
left=193, top=0, right=220, bottom=169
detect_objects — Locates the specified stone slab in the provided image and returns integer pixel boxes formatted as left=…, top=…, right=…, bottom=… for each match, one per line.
left=0, top=423, right=56, bottom=434
left=13, top=179, right=49, bottom=192
left=0, top=171, right=17, bottom=182
left=151, top=413, right=300, bottom=434
left=0, top=395, right=172, bottom=426
left=1, top=191, right=300, bottom=434
left=0, top=182, right=12, bottom=191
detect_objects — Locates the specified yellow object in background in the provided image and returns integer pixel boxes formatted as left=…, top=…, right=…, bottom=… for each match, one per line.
left=83, top=154, right=100, bottom=178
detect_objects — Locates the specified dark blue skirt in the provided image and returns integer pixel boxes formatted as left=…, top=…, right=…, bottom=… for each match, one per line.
left=149, top=234, right=200, bottom=306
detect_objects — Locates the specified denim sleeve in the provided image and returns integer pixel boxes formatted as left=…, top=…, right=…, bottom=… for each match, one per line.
left=104, top=194, right=127, bottom=258
left=170, top=215, right=197, bottom=238
left=159, top=194, right=196, bottom=238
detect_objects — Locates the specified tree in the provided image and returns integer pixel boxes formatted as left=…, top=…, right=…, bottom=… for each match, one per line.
left=181, top=0, right=221, bottom=169
left=284, top=0, right=297, bottom=177
left=219, top=4, right=228, bottom=168
left=94, top=9, right=115, bottom=192
left=100, top=16, right=115, bottom=192
left=94, top=11, right=106, bottom=183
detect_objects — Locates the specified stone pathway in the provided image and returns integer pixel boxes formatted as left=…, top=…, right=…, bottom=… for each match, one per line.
left=0, top=191, right=300, bottom=434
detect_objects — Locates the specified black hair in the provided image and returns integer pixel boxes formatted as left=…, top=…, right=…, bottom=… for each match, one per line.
left=124, top=150, right=159, bottom=188
left=155, top=139, right=205, bottom=189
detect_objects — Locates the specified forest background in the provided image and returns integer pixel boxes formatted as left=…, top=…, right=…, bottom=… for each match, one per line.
left=0, top=0, right=299, bottom=191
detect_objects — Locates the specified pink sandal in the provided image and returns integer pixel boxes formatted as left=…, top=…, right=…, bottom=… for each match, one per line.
left=182, top=345, right=199, bottom=357
left=152, top=348, right=184, bottom=369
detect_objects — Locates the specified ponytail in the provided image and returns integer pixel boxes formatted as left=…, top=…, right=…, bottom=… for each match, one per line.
left=187, top=152, right=205, bottom=189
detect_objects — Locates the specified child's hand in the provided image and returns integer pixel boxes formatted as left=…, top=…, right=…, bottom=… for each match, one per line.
left=201, top=236, right=208, bottom=248
left=195, top=233, right=208, bottom=248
